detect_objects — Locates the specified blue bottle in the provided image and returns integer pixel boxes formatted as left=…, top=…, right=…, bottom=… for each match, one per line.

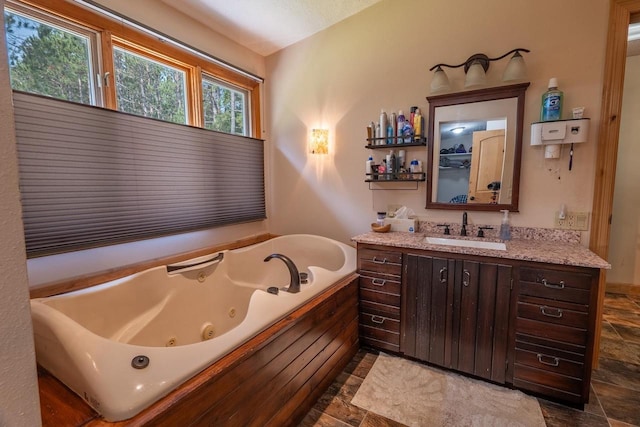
left=540, top=78, right=563, bottom=121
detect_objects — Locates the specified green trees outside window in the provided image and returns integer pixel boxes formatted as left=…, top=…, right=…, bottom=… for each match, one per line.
left=203, top=77, right=247, bottom=136
left=113, top=47, right=188, bottom=125
left=4, top=9, right=95, bottom=105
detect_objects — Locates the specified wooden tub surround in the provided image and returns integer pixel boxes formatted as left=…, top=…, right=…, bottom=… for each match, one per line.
left=38, top=273, right=359, bottom=426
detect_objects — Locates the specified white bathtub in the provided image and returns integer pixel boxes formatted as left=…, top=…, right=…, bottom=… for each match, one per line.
left=30, top=234, right=356, bottom=422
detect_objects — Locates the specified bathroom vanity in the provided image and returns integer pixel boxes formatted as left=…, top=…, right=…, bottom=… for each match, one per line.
left=353, top=231, right=609, bottom=407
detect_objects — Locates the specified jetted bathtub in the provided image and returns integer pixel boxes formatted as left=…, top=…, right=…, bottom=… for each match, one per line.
left=30, top=234, right=356, bottom=421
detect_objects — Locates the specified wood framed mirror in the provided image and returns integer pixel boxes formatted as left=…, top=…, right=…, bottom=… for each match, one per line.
left=426, top=82, right=529, bottom=211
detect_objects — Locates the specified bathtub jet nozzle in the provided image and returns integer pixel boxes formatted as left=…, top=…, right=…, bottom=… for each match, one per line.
left=263, top=253, right=301, bottom=293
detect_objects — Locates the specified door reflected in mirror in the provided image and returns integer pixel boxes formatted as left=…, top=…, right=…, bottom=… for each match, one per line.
left=427, top=83, right=529, bottom=212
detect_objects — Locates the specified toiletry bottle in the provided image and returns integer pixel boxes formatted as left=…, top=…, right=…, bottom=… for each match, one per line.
left=375, top=123, right=381, bottom=145
left=387, top=123, right=393, bottom=145
left=398, top=149, right=406, bottom=170
left=366, top=156, right=373, bottom=177
left=397, top=110, right=406, bottom=139
left=380, top=109, right=388, bottom=145
left=410, top=106, right=417, bottom=128
left=414, top=108, right=423, bottom=141
left=390, top=112, right=397, bottom=144
left=386, top=150, right=396, bottom=179
left=499, top=209, right=512, bottom=241
left=540, top=78, right=563, bottom=121
left=379, top=160, right=386, bottom=180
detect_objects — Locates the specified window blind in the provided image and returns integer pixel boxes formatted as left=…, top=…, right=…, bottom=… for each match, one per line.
left=12, top=91, right=266, bottom=257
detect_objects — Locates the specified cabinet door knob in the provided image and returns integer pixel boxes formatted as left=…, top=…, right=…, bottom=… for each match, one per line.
left=537, top=353, right=560, bottom=367
left=439, top=267, right=448, bottom=283
left=541, top=278, right=565, bottom=289
left=463, top=269, right=471, bottom=287
left=540, top=306, right=563, bottom=318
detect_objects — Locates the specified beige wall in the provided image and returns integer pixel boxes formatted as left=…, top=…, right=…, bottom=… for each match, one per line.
left=265, top=0, right=608, bottom=245
left=0, top=2, right=42, bottom=424
left=608, top=54, right=640, bottom=286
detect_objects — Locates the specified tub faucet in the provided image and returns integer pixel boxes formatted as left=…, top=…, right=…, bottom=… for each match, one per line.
left=461, top=211, right=468, bottom=236
left=264, top=254, right=300, bottom=293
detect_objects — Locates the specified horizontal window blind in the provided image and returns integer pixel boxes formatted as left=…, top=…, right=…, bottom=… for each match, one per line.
left=12, top=91, right=265, bottom=257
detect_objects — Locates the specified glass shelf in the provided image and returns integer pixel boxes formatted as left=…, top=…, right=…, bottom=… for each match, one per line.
left=439, top=152, right=471, bottom=157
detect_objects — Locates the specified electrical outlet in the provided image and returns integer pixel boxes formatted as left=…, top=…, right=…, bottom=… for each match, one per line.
left=554, top=211, right=589, bottom=230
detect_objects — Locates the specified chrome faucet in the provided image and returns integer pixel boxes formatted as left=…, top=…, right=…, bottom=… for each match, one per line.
left=461, top=211, right=468, bottom=236
left=263, top=253, right=300, bottom=293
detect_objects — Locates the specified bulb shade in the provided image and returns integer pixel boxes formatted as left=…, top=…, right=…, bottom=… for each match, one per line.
left=502, top=52, right=527, bottom=81
left=430, top=66, right=451, bottom=93
left=464, top=60, right=487, bottom=88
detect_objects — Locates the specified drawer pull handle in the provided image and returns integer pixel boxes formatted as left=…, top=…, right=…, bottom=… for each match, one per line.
left=537, top=354, right=560, bottom=367
left=541, top=278, right=565, bottom=289
left=439, top=267, right=448, bottom=284
left=371, top=315, right=385, bottom=324
left=463, top=269, right=471, bottom=287
left=540, top=306, right=563, bottom=318
left=372, top=257, right=388, bottom=264
left=371, top=278, right=386, bottom=286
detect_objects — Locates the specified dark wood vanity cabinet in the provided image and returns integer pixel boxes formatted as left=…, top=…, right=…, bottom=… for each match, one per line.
left=357, top=246, right=403, bottom=352
left=401, top=253, right=512, bottom=384
left=356, top=242, right=601, bottom=407
left=512, top=265, right=599, bottom=405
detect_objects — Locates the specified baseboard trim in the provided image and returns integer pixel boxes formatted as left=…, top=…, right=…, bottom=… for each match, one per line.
left=606, top=282, right=640, bottom=296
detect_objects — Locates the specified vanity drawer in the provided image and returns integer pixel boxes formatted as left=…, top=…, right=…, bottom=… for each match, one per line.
left=515, top=317, right=587, bottom=347
left=360, top=324, right=400, bottom=347
left=517, top=295, right=588, bottom=329
left=519, top=267, right=592, bottom=304
left=359, top=274, right=401, bottom=295
left=515, top=340, right=585, bottom=379
left=358, top=248, right=402, bottom=276
left=360, top=288, right=401, bottom=308
left=513, top=364, right=583, bottom=404
left=360, top=312, right=400, bottom=334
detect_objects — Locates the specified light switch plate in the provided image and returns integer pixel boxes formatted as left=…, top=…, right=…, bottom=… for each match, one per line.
left=554, top=211, right=589, bottom=230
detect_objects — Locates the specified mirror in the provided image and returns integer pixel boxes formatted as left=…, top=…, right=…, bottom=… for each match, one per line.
left=426, top=83, right=529, bottom=211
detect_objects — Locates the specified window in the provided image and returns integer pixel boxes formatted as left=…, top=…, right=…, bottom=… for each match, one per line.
left=2, top=0, right=261, bottom=136
left=202, top=75, right=249, bottom=136
left=113, top=46, right=188, bottom=125
left=3, top=5, right=101, bottom=106
left=4, top=0, right=265, bottom=258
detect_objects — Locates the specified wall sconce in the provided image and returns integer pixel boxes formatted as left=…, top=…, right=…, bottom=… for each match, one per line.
left=429, top=48, right=530, bottom=93
left=309, top=129, right=329, bottom=154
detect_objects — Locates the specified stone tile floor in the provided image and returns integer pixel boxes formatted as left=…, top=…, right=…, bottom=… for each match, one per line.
left=299, top=293, right=640, bottom=427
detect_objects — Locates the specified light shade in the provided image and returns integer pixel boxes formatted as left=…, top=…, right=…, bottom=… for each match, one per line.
left=430, top=66, right=451, bottom=93
left=464, top=60, right=487, bottom=88
left=502, top=51, right=527, bottom=82
left=310, top=129, right=329, bottom=154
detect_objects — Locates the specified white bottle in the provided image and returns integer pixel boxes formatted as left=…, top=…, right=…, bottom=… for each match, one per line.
left=380, top=109, right=388, bottom=146
left=366, top=156, right=373, bottom=176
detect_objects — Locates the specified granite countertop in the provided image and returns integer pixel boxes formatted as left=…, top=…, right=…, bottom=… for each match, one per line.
left=351, top=231, right=611, bottom=270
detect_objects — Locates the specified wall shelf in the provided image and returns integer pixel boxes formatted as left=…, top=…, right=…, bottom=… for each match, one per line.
left=365, top=136, right=426, bottom=149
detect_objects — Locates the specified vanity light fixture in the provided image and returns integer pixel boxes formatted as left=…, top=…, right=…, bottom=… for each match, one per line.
left=309, top=129, right=329, bottom=154
left=429, top=48, right=530, bottom=92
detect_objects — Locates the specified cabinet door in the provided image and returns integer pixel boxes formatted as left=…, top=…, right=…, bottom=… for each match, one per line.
left=454, top=261, right=512, bottom=383
left=403, top=254, right=455, bottom=367
left=403, top=254, right=512, bottom=384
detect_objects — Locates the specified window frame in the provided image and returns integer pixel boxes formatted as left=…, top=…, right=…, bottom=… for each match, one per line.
left=4, top=2, right=104, bottom=106
left=6, top=0, right=261, bottom=137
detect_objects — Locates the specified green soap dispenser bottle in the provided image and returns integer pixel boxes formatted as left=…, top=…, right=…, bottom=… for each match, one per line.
left=499, top=209, right=511, bottom=241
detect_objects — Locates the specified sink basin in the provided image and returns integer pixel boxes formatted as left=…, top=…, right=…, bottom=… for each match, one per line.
left=425, top=237, right=507, bottom=251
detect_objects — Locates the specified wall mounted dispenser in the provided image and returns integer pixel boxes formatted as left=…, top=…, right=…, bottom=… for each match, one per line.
left=531, top=118, right=590, bottom=159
